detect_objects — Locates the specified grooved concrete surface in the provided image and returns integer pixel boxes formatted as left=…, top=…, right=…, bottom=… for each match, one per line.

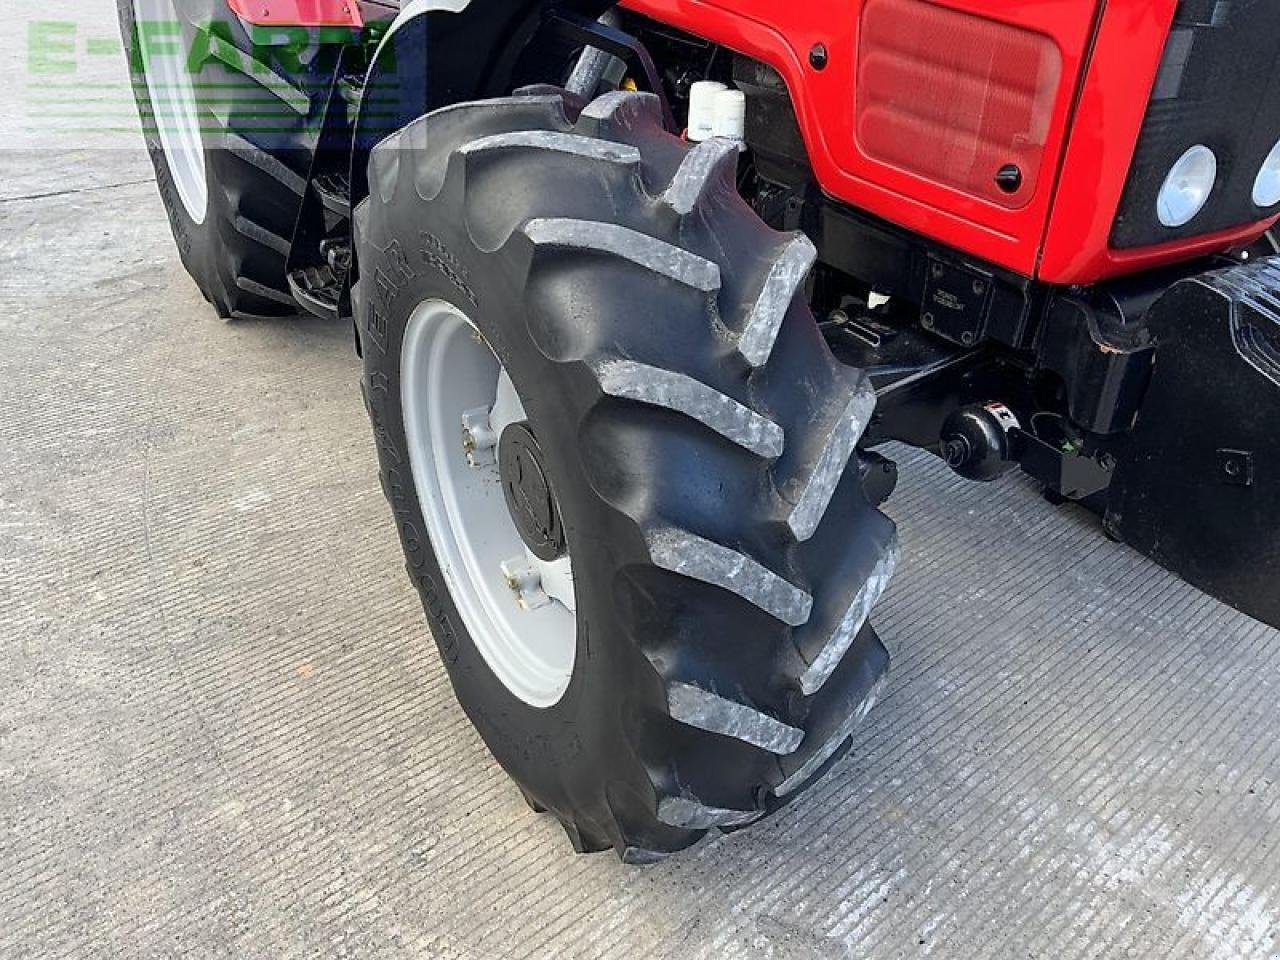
left=6, top=167, right=1280, bottom=960
left=5, top=38, right=1280, bottom=960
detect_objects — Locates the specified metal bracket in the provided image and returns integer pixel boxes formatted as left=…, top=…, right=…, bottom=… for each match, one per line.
left=1011, top=430, right=1113, bottom=501
left=543, top=11, right=678, bottom=132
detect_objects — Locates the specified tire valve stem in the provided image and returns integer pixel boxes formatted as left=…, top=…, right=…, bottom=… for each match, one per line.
left=461, top=407, right=498, bottom=468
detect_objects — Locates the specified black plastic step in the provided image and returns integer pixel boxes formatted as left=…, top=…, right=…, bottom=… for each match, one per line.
left=288, top=260, right=345, bottom=322
left=312, top=172, right=351, bottom=219
left=339, top=73, right=365, bottom=110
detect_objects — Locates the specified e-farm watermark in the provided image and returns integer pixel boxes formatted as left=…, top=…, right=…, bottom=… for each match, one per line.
left=19, top=16, right=365, bottom=143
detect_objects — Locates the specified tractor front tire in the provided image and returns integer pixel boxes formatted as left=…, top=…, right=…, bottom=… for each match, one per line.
left=355, top=89, right=900, bottom=860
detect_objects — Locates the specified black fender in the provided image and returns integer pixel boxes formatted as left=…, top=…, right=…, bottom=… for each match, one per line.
left=350, top=0, right=612, bottom=210
left=1106, top=256, right=1280, bottom=630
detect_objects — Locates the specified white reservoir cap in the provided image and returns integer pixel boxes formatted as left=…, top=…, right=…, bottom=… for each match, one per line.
left=712, top=88, right=747, bottom=141
left=688, top=81, right=727, bottom=142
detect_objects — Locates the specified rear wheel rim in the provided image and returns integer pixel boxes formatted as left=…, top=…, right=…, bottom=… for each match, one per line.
left=133, top=0, right=208, bottom=225
left=401, top=299, right=577, bottom=708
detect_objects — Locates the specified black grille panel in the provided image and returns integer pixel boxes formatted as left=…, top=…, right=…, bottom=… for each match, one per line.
left=1111, top=0, right=1280, bottom=249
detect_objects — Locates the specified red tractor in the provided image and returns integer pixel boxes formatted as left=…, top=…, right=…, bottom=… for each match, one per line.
left=118, top=0, right=1280, bottom=860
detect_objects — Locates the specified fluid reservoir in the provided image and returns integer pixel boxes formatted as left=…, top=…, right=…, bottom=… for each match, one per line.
left=712, top=89, right=747, bottom=141
left=688, top=81, right=727, bottom=141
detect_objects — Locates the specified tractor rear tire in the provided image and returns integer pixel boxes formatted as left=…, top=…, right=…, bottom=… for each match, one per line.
left=118, top=0, right=342, bottom=320
left=355, top=89, right=900, bottom=860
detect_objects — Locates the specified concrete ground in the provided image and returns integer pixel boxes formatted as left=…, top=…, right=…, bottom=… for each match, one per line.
left=4, top=7, right=1280, bottom=959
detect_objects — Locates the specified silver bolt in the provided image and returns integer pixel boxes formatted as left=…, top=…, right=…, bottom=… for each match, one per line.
left=461, top=408, right=498, bottom=467
left=500, top=557, right=551, bottom=610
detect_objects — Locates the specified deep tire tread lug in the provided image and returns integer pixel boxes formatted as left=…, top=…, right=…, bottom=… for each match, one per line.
left=736, top=234, right=819, bottom=369
left=785, top=379, right=879, bottom=542
left=665, top=680, right=805, bottom=755
left=523, top=218, right=721, bottom=293
left=592, top=358, right=784, bottom=459
left=663, top=137, right=741, bottom=216
left=646, top=528, right=813, bottom=628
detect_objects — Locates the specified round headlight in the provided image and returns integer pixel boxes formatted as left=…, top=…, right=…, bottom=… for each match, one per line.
left=1253, top=139, right=1280, bottom=209
left=1157, top=145, right=1218, bottom=228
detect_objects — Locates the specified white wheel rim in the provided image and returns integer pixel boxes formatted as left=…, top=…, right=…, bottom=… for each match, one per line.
left=402, top=299, right=577, bottom=708
left=134, top=0, right=209, bottom=225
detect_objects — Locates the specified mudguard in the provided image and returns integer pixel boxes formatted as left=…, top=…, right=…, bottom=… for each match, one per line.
left=1106, top=257, right=1280, bottom=629
left=350, top=0, right=611, bottom=209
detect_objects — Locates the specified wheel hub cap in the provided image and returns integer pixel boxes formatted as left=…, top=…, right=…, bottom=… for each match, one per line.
left=499, top=424, right=566, bottom=563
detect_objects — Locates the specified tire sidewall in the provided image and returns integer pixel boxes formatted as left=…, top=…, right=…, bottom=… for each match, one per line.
left=360, top=209, right=663, bottom=831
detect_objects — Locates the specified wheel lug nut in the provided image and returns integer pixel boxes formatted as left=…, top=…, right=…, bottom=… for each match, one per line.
left=461, top=407, right=498, bottom=467
left=500, top=557, right=551, bottom=610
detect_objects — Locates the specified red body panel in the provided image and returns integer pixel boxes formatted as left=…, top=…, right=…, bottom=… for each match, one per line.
left=1037, top=0, right=1280, bottom=283
left=225, top=0, right=362, bottom=27
left=622, top=0, right=1278, bottom=284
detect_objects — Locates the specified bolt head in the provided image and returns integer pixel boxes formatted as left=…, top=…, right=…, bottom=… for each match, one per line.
left=461, top=408, right=498, bottom=467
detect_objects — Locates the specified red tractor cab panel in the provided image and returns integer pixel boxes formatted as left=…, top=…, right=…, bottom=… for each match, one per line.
left=621, top=0, right=1280, bottom=283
